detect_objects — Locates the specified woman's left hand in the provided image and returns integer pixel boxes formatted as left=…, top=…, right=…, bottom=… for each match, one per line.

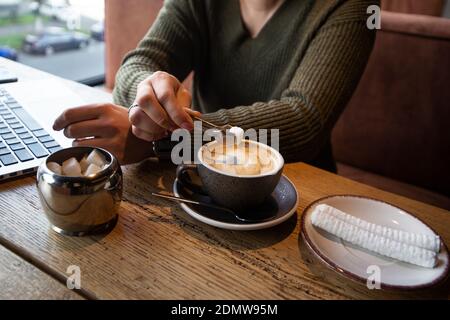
left=53, top=103, right=158, bottom=164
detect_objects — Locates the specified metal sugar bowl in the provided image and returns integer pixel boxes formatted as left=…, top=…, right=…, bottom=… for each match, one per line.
left=36, top=147, right=122, bottom=236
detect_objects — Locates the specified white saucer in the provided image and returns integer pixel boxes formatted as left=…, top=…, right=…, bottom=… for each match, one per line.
left=173, top=175, right=299, bottom=231
left=301, top=195, right=449, bottom=290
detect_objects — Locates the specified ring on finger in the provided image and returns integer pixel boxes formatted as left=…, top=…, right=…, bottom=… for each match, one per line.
left=128, top=103, right=140, bottom=116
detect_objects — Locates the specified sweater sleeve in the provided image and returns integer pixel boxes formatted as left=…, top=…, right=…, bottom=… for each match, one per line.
left=202, top=1, right=377, bottom=163
left=112, top=0, right=199, bottom=107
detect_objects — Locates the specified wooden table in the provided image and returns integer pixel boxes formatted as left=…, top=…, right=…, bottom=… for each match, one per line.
left=0, top=58, right=449, bottom=300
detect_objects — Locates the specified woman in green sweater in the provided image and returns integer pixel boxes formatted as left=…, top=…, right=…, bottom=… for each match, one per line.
left=53, top=0, right=378, bottom=171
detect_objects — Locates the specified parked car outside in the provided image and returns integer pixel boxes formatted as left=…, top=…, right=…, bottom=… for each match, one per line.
left=0, top=46, right=18, bottom=61
left=22, top=27, right=90, bottom=55
left=90, top=21, right=104, bottom=42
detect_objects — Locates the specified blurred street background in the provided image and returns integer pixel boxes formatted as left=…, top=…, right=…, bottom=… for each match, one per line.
left=0, top=0, right=105, bottom=84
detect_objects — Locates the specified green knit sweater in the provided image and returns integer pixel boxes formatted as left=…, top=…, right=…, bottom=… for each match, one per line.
left=113, top=0, right=378, bottom=170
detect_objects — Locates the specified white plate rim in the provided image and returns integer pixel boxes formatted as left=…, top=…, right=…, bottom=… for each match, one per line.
left=173, top=175, right=299, bottom=231
left=300, top=194, right=450, bottom=291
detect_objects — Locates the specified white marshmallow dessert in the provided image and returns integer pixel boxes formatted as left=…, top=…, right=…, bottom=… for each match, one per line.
left=311, top=204, right=440, bottom=268
left=314, top=204, right=441, bottom=253
left=47, top=149, right=109, bottom=177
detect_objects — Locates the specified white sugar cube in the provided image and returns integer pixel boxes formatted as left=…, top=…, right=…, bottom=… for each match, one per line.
left=47, top=162, right=62, bottom=175
left=84, top=163, right=102, bottom=176
left=80, top=156, right=89, bottom=173
left=62, top=157, right=81, bottom=177
left=86, top=149, right=106, bottom=167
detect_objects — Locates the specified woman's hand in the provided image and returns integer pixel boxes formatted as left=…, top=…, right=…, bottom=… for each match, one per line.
left=53, top=103, right=156, bottom=164
left=128, top=71, right=201, bottom=142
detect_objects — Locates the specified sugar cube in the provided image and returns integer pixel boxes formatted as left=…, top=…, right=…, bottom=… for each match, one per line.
left=80, top=156, right=89, bottom=173
left=47, top=162, right=62, bottom=175
left=62, top=157, right=81, bottom=177
left=84, top=163, right=102, bottom=176
left=86, top=149, right=106, bottom=168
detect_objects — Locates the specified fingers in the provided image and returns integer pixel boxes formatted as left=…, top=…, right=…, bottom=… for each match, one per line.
left=184, top=107, right=201, bottom=118
left=72, top=138, right=119, bottom=153
left=53, top=104, right=105, bottom=131
left=152, top=79, right=192, bottom=130
left=72, top=137, right=107, bottom=147
left=131, top=126, right=167, bottom=142
left=63, top=119, right=115, bottom=139
left=129, top=107, right=167, bottom=135
left=135, top=80, right=174, bottom=131
left=134, top=72, right=196, bottom=132
left=177, top=87, right=192, bottom=109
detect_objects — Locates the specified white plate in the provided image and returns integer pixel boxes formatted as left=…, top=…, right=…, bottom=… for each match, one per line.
left=301, top=195, right=449, bottom=290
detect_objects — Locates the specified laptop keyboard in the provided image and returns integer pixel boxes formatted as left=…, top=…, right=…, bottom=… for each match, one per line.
left=0, top=87, right=62, bottom=168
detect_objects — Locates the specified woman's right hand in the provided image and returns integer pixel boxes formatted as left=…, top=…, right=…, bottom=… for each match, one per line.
left=128, top=71, right=201, bottom=142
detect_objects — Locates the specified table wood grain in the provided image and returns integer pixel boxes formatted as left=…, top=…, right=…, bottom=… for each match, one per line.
left=0, top=244, right=83, bottom=300
left=0, top=161, right=449, bottom=300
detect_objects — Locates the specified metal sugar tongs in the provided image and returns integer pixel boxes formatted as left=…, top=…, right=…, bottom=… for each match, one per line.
left=190, top=115, right=233, bottom=134
left=187, top=110, right=235, bottom=155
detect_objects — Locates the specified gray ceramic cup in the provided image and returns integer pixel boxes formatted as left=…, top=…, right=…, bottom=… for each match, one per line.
left=176, top=140, right=284, bottom=213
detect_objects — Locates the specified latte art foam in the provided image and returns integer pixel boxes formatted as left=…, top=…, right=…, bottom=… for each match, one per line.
left=203, top=141, right=275, bottom=176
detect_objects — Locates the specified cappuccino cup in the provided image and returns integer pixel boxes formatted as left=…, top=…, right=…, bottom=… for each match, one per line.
left=176, top=140, right=284, bottom=212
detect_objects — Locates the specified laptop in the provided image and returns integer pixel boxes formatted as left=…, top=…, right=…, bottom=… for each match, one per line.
left=0, top=77, right=110, bottom=181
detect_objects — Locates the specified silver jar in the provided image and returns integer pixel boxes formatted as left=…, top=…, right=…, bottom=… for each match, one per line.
left=36, top=147, right=122, bottom=236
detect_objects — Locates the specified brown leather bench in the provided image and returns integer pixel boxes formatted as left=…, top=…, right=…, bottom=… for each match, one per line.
left=332, top=10, right=450, bottom=210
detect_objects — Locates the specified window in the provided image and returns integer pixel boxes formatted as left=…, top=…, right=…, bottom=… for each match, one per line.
left=0, top=0, right=105, bottom=86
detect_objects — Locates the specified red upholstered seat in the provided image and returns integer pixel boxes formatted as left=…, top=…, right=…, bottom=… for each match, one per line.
left=332, top=11, right=450, bottom=206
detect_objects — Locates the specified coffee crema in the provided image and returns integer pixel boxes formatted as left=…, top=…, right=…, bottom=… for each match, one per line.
left=203, top=141, right=275, bottom=176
